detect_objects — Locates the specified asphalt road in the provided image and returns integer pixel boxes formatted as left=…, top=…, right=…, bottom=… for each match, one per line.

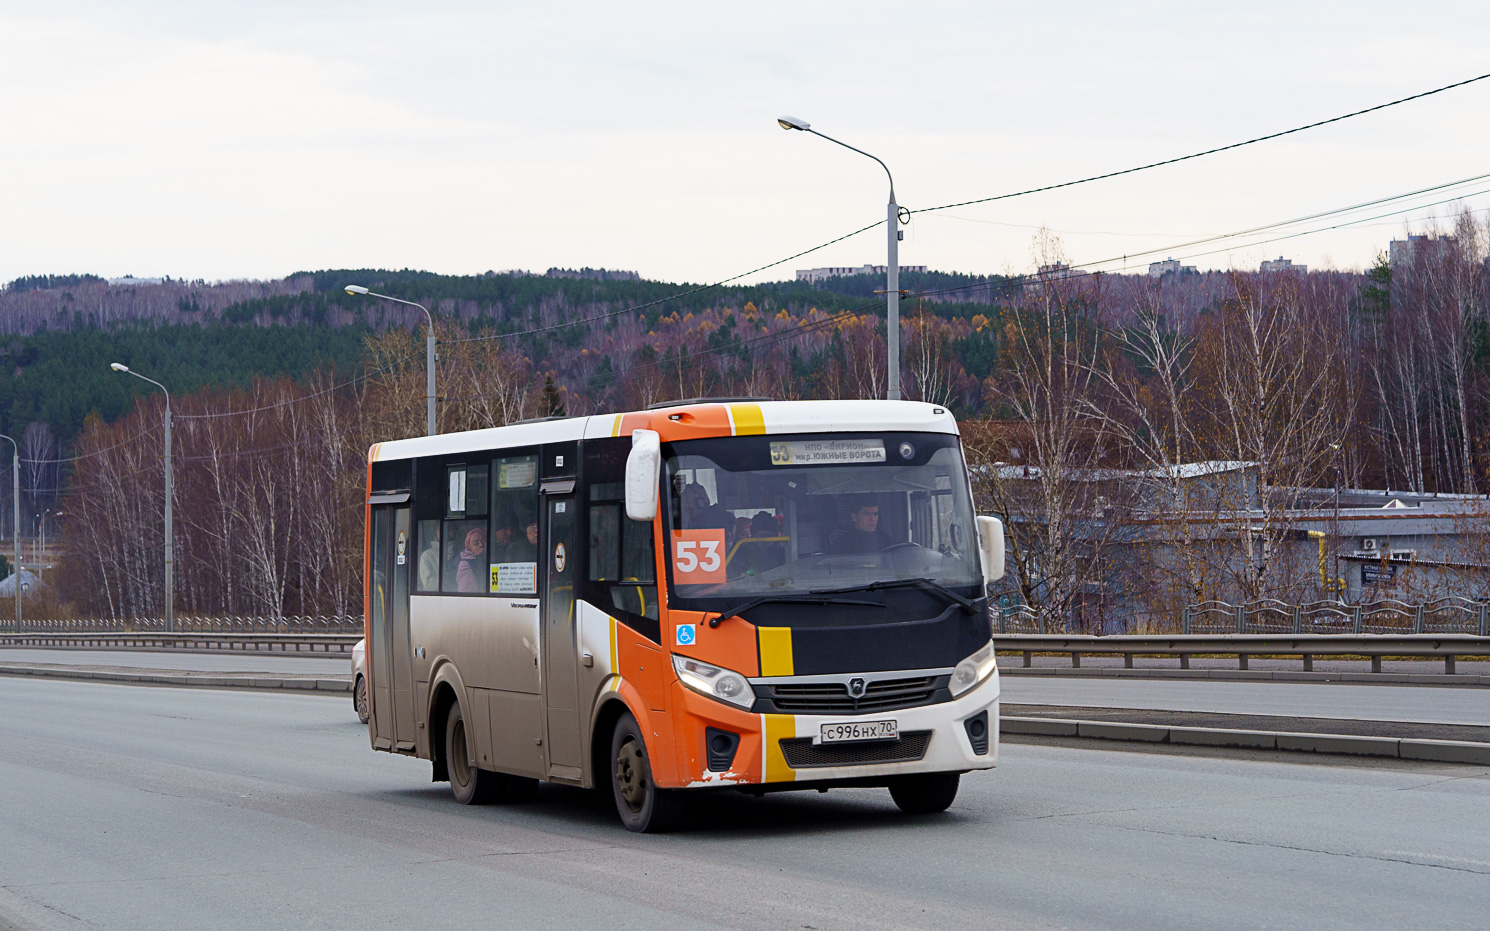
left=0, top=678, right=1486, bottom=930
left=6, top=648, right=1488, bottom=725
left=1001, top=676, right=1490, bottom=725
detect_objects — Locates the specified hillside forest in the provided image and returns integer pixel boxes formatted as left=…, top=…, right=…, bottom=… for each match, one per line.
left=4, top=214, right=1488, bottom=624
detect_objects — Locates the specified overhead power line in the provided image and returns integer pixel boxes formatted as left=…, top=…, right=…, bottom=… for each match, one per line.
left=910, top=71, right=1490, bottom=216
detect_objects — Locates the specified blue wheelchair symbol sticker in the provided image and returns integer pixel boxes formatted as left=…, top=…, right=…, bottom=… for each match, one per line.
left=676, top=624, right=696, bottom=646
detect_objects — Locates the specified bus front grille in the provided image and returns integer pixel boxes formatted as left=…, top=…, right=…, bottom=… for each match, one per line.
left=778, top=731, right=933, bottom=768
left=756, top=676, right=946, bottom=714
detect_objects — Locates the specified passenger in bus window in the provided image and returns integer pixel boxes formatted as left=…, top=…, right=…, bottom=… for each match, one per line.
left=491, top=522, right=516, bottom=562
left=508, top=519, right=539, bottom=562
left=679, top=479, right=729, bottom=530
left=417, top=522, right=441, bottom=591
left=455, top=527, right=487, bottom=592
left=748, top=510, right=787, bottom=573
left=830, top=500, right=891, bottom=554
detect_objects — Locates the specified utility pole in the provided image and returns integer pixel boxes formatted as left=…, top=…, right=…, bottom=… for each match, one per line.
left=778, top=115, right=903, bottom=400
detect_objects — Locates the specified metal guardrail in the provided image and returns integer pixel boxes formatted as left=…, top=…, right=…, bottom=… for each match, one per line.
left=998, top=598, right=1490, bottom=636
left=0, top=632, right=361, bottom=653
left=3, top=615, right=364, bottom=635
left=993, top=632, right=1490, bottom=674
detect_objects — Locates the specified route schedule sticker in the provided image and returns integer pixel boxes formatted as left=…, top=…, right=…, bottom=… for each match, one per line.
left=672, top=529, right=726, bottom=584
left=770, top=438, right=885, bottom=466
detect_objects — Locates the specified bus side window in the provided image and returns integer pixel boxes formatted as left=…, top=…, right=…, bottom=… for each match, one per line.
left=490, top=453, right=539, bottom=593
left=583, top=437, right=660, bottom=633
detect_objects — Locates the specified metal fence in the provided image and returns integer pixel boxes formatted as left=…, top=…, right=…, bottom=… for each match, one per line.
left=999, top=598, right=1490, bottom=637
left=4, top=615, right=364, bottom=635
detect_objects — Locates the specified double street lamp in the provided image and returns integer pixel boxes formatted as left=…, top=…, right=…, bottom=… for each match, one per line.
left=345, top=285, right=437, bottom=436
left=110, top=363, right=174, bottom=632
left=778, top=115, right=904, bottom=401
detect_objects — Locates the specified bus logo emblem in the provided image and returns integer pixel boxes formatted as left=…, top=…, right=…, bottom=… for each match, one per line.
left=847, top=677, right=866, bottom=698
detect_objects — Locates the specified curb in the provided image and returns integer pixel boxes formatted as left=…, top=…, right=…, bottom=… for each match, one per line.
left=1001, top=715, right=1490, bottom=764
left=998, top=666, right=1490, bottom=687
left=0, top=664, right=351, bottom=693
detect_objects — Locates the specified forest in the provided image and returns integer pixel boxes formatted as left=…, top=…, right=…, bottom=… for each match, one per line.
left=5, top=212, right=1487, bottom=623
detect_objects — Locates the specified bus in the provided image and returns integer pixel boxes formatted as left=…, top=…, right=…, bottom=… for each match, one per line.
left=363, top=398, right=1005, bottom=832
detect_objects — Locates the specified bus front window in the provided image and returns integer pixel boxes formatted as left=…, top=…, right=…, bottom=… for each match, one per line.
left=662, top=433, right=982, bottom=612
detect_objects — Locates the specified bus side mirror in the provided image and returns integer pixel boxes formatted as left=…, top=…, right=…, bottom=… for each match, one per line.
left=625, top=429, right=661, bottom=521
left=976, top=515, right=1005, bottom=582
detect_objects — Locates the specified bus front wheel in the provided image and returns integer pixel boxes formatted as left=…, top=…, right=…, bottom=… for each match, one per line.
left=610, top=712, right=681, bottom=833
left=888, top=773, right=960, bottom=814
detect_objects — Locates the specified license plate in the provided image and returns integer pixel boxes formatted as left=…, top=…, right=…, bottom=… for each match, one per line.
left=819, top=720, right=898, bottom=744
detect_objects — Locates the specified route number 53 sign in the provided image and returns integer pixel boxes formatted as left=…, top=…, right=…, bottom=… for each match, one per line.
left=672, top=530, right=726, bottom=584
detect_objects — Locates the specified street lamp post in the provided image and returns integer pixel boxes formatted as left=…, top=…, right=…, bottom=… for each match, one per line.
left=111, top=363, right=174, bottom=632
left=345, top=285, right=437, bottom=435
left=0, top=433, right=18, bottom=631
left=778, top=115, right=903, bottom=401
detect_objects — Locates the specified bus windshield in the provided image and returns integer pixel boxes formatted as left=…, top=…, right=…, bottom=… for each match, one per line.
left=661, top=432, right=982, bottom=611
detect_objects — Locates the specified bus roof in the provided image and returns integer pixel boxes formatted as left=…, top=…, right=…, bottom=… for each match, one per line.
left=369, top=399, right=958, bottom=463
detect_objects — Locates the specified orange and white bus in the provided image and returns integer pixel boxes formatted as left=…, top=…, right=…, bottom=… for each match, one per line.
left=363, top=399, right=1005, bottom=831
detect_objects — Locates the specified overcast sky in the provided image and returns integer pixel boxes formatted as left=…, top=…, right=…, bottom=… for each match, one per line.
left=2, top=0, right=1487, bottom=285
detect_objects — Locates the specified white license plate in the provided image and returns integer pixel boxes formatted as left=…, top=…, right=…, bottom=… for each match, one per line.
left=819, top=720, right=898, bottom=744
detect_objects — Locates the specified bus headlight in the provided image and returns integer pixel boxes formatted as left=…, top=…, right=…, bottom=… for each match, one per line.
left=949, top=640, right=997, bottom=698
left=673, top=654, right=754, bottom=710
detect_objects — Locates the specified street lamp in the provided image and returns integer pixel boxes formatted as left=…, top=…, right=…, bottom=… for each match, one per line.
left=778, top=114, right=904, bottom=400
left=111, top=363, right=174, bottom=632
left=345, top=285, right=437, bottom=435
left=0, top=433, right=18, bottom=631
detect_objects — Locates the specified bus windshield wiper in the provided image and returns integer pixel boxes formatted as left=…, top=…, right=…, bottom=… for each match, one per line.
left=707, top=595, right=883, bottom=629
left=811, top=577, right=979, bottom=615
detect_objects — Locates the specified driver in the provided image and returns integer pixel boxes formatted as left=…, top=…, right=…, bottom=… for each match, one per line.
left=830, top=500, right=892, bottom=554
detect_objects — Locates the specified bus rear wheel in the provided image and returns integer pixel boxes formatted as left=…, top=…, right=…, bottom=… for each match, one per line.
left=610, top=711, right=681, bottom=833
left=888, top=773, right=960, bottom=814
left=445, top=703, right=538, bottom=805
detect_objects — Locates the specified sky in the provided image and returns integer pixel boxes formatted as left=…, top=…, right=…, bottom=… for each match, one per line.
left=2, top=0, right=1488, bottom=285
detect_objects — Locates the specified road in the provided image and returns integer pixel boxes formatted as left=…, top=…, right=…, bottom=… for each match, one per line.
left=1001, top=676, right=1490, bottom=725
left=0, top=678, right=1486, bottom=930
left=5, top=648, right=1487, bottom=725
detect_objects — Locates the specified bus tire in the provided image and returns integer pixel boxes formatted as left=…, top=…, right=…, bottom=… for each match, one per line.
left=610, top=711, right=681, bottom=833
left=888, top=773, right=960, bottom=814
left=354, top=674, right=369, bottom=725
left=445, top=702, right=500, bottom=805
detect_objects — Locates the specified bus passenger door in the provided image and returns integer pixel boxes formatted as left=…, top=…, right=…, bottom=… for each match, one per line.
left=370, top=502, right=416, bottom=752
left=542, top=490, right=583, bottom=777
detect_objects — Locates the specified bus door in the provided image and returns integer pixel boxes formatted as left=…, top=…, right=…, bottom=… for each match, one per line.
left=369, top=499, right=416, bottom=752
left=541, top=481, right=583, bottom=777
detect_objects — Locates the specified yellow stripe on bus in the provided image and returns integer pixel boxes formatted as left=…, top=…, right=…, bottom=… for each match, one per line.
left=728, top=403, right=765, bottom=435
left=611, top=414, right=624, bottom=437
left=609, top=617, right=618, bottom=674
left=758, top=626, right=794, bottom=677
left=762, top=713, right=796, bottom=783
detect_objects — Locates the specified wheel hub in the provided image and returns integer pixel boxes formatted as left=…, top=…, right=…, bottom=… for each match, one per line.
left=616, top=739, right=647, bottom=812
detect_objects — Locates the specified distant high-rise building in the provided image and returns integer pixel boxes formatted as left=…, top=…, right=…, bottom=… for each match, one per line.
left=1259, top=257, right=1306, bottom=274
left=796, top=264, right=926, bottom=284
left=1389, top=234, right=1455, bottom=268
left=1147, top=257, right=1197, bottom=278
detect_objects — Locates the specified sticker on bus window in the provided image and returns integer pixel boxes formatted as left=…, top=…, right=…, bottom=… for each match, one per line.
left=672, top=530, right=726, bottom=584
left=491, top=562, right=537, bottom=593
